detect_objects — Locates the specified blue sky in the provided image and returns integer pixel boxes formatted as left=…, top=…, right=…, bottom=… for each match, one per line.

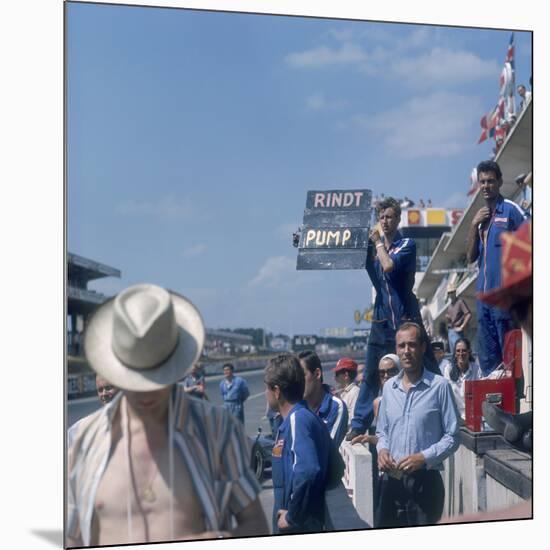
left=66, top=3, right=532, bottom=335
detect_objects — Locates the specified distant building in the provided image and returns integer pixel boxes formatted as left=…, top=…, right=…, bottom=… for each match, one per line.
left=67, top=252, right=121, bottom=397
left=67, top=252, right=121, bottom=357
left=203, top=329, right=255, bottom=357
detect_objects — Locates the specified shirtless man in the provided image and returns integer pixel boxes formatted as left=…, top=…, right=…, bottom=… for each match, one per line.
left=67, top=284, right=268, bottom=546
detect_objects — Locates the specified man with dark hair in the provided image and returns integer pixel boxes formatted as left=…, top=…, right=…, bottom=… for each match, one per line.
left=265, top=354, right=332, bottom=534
left=298, top=350, right=348, bottom=447
left=375, top=322, right=459, bottom=528
left=347, top=197, right=439, bottom=440
left=431, top=341, right=451, bottom=375
left=466, top=159, right=527, bottom=375
left=220, top=363, right=250, bottom=423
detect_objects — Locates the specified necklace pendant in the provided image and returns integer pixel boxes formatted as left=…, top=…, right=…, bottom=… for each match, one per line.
left=143, top=487, right=156, bottom=503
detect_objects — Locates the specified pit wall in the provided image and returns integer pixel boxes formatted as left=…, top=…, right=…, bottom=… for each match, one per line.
left=339, top=429, right=532, bottom=526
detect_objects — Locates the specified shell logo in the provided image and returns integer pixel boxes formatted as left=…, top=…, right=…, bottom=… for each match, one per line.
left=408, top=210, right=421, bottom=225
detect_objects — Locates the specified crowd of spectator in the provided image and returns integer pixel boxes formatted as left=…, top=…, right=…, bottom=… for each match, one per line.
left=372, top=194, right=434, bottom=210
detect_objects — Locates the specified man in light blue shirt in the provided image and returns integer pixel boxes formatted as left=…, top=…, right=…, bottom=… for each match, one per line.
left=220, top=363, right=250, bottom=423
left=375, top=322, right=460, bottom=527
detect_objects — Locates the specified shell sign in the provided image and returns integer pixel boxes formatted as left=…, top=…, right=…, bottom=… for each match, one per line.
left=408, top=210, right=421, bottom=225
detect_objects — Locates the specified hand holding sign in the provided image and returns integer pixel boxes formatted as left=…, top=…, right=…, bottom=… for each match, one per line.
left=369, top=223, right=382, bottom=245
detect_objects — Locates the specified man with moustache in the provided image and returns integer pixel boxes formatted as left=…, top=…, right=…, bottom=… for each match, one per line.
left=466, top=160, right=526, bottom=375
left=67, top=284, right=267, bottom=547
left=375, top=322, right=460, bottom=527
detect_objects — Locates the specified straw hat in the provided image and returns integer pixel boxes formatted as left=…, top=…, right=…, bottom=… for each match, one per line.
left=446, top=283, right=457, bottom=294
left=84, top=283, right=205, bottom=392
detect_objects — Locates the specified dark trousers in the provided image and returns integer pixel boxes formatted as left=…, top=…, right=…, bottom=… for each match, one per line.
left=375, top=470, right=445, bottom=528
left=476, top=300, right=517, bottom=376
left=351, top=319, right=440, bottom=432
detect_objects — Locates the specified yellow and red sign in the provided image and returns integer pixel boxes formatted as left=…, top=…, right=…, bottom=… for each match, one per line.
left=408, top=210, right=421, bottom=225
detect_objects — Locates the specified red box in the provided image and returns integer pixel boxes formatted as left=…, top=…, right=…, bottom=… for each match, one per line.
left=464, top=377, right=516, bottom=432
left=503, top=329, right=523, bottom=378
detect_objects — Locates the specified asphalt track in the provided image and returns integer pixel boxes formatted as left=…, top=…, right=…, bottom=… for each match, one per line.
left=67, top=359, right=341, bottom=435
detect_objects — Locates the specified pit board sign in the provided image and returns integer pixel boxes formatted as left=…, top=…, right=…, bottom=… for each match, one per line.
left=296, top=189, right=372, bottom=270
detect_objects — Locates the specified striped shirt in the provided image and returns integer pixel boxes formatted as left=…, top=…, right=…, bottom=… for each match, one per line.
left=67, top=385, right=260, bottom=546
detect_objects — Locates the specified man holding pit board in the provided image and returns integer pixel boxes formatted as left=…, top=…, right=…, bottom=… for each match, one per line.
left=294, top=190, right=438, bottom=441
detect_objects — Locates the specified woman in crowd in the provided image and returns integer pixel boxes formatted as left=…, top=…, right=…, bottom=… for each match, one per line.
left=442, top=337, right=481, bottom=418
left=351, top=354, right=400, bottom=446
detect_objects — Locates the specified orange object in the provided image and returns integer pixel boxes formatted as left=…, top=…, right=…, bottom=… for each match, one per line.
left=503, top=329, right=523, bottom=379
left=407, top=210, right=421, bottom=225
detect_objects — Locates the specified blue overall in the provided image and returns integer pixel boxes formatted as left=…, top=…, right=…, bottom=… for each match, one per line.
left=351, top=235, right=439, bottom=433
left=316, top=385, right=348, bottom=448
left=271, top=401, right=331, bottom=534
left=476, top=196, right=526, bottom=375
left=219, top=376, right=250, bottom=423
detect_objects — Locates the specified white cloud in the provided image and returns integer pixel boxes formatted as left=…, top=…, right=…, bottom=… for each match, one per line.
left=306, top=93, right=327, bottom=111
left=248, top=256, right=296, bottom=288
left=116, top=195, right=194, bottom=221
left=328, top=29, right=356, bottom=42
left=285, top=42, right=367, bottom=68
left=182, top=243, right=206, bottom=258
left=355, top=92, right=483, bottom=159
left=286, top=28, right=497, bottom=90
left=305, top=93, right=347, bottom=112
left=391, top=48, right=499, bottom=88
left=396, top=27, right=432, bottom=51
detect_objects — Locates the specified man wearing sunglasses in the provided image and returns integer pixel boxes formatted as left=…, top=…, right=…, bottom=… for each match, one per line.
left=466, top=160, right=527, bottom=375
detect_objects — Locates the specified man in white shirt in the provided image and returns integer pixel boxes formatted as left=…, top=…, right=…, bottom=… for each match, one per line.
left=332, top=357, right=360, bottom=428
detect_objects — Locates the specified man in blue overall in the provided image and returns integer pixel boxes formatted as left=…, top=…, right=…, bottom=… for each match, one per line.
left=264, top=354, right=331, bottom=534
left=219, top=363, right=250, bottom=423
left=298, top=350, right=348, bottom=447
left=346, top=197, right=439, bottom=441
left=466, top=160, right=527, bottom=375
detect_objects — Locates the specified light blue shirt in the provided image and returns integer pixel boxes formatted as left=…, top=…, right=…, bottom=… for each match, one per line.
left=376, top=368, right=460, bottom=470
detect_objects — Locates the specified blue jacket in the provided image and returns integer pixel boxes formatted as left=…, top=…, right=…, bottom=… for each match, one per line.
left=476, top=196, right=526, bottom=292
left=271, top=401, right=331, bottom=534
left=366, top=231, right=421, bottom=330
left=316, top=385, right=348, bottom=447
left=219, top=376, right=249, bottom=422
